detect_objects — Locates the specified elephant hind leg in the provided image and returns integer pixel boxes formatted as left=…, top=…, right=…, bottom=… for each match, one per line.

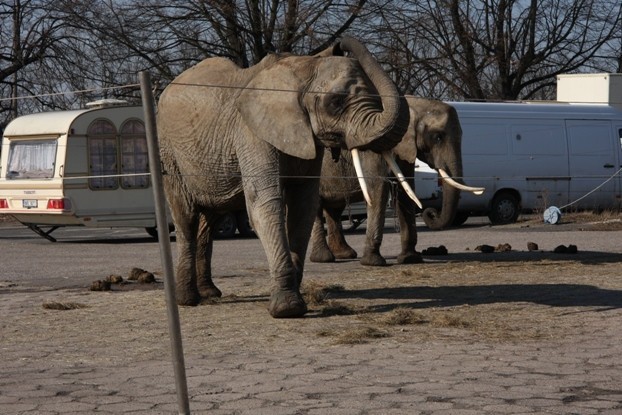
left=196, top=212, right=222, bottom=299
left=325, top=207, right=357, bottom=259
left=309, top=210, right=336, bottom=263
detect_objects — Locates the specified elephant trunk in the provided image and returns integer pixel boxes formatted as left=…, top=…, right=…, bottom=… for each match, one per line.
left=422, top=162, right=462, bottom=230
left=338, top=36, right=407, bottom=153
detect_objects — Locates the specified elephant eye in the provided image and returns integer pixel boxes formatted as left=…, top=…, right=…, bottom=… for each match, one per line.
left=434, top=133, right=443, bottom=143
left=325, top=92, right=346, bottom=116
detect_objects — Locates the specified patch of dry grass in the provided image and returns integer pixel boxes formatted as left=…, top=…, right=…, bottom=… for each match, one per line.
left=42, top=301, right=89, bottom=310
left=378, top=307, right=427, bottom=326
left=318, top=300, right=361, bottom=317
left=302, top=280, right=345, bottom=305
left=320, top=326, right=389, bottom=345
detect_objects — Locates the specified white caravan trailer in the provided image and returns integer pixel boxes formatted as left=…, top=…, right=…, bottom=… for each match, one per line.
left=0, top=100, right=166, bottom=241
left=418, top=73, right=622, bottom=225
left=0, top=100, right=253, bottom=241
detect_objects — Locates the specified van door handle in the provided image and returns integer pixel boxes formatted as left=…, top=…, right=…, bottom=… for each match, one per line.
left=604, top=163, right=614, bottom=168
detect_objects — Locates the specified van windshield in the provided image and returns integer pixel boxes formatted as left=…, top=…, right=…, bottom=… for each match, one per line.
left=6, top=139, right=57, bottom=179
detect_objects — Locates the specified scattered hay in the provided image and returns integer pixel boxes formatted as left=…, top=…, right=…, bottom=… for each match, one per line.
left=430, top=313, right=473, bottom=329
left=319, top=300, right=360, bottom=317
left=379, top=307, right=427, bottom=326
left=302, top=281, right=345, bottom=305
left=42, top=301, right=89, bottom=310
left=334, top=326, right=389, bottom=345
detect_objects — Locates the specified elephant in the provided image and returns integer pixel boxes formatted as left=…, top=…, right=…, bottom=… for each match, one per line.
left=309, top=96, right=484, bottom=266
left=156, top=36, right=414, bottom=318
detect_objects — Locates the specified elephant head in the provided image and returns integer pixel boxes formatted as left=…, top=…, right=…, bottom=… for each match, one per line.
left=237, top=36, right=409, bottom=199
left=393, top=97, right=483, bottom=230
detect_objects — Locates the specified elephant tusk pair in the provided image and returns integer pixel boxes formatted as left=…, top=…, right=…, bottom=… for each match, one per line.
left=438, top=168, right=485, bottom=195
left=352, top=149, right=423, bottom=208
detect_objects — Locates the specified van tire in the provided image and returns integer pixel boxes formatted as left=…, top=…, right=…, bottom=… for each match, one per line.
left=488, top=192, right=520, bottom=225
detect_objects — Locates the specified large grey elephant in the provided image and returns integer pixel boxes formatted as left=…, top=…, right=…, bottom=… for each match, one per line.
left=157, top=37, right=411, bottom=318
left=309, top=97, right=483, bottom=266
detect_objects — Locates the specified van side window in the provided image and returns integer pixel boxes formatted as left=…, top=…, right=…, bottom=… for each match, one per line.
left=120, top=120, right=149, bottom=189
left=88, top=119, right=118, bottom=190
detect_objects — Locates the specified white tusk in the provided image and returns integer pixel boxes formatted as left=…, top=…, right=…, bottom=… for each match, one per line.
left=351, top=149, right=372, bottom=206
left=438, top=168, right=485, bottom=195
left=382, top=151, right=423, bottom=209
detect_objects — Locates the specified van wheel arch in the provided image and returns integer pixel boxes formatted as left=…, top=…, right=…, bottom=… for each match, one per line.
left=488, top=190, right=521, bottom=225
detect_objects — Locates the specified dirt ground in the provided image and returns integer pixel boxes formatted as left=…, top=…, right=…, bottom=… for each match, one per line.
left=1, top=211, right=621, bottom=367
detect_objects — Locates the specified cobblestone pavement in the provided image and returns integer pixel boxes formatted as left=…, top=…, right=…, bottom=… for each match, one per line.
left=1, top=217, right=621, bottom=414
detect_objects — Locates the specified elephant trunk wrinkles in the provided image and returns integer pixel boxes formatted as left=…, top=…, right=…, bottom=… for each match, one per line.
left=423, top=161, right=462, bottom=230
left=338, top=36, right=406, bottom=153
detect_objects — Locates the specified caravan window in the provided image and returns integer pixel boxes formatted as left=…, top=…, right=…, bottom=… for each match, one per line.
left=6, top=139, right=57, bottom=179
left=88, top=119, right=118, bottom=189
left=120, top=119, right=149, bottom=189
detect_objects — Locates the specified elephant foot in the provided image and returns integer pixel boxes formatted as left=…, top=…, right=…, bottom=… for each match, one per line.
left=268, top=289, right=308, bottom=318
left=360, top=253, right=387, bottom=267
left=310, top=248, right=336, bottom=263
left=397, top=251, right=424, bottom=264
left=332, top=246, right=358, bottom=260
left=199, top=286, right=222, bottom=299
left=176, top=286, right=201, bottom=306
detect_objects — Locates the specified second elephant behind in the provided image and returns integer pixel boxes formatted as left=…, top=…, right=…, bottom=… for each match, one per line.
left=310, top=97, right=482, bottom=266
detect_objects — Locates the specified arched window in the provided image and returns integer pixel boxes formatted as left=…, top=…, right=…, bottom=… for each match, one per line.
left=87, top=119, right=117, bottom=189
left=120, top=119, right=149, bottom=188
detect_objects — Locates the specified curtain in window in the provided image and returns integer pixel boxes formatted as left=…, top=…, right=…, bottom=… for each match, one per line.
left=88, top=120, right=118, bottom=189
left=7, top=140, right=57, bottom=179
left=120, top=119, right=149, bottom=188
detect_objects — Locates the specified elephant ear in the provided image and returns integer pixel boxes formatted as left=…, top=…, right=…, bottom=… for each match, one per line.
left=391, top=100, right=418, bottom=163
left=236, top=62, right=316, bottom=160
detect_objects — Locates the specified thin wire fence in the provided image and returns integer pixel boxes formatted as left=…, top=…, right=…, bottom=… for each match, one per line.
left=3, top=82, right=622, bottom=212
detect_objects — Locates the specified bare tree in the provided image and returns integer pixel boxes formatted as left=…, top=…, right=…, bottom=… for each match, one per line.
left=372, top=0, right=621, bottom=100
left=0, top=0, right=72, bottom=127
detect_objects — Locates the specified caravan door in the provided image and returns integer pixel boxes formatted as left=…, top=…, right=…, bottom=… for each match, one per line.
left=566, top=120, right=621, bottom=210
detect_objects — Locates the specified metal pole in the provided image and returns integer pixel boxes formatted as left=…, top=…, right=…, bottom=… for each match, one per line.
left=139, top=71, right=190, bottom=415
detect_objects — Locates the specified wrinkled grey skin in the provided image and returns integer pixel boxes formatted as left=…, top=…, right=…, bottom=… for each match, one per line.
left=157, top=37, right=407, bottom=318
left=309, top=97, right=463, bottom=266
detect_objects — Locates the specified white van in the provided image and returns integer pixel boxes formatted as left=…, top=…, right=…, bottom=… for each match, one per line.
left=419, top=79, right=622, bottom=225
left=0, top=100, right=168, bottom=241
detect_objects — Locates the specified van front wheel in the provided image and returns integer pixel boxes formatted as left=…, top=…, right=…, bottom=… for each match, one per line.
left=488, top=192, right=520, bottom=225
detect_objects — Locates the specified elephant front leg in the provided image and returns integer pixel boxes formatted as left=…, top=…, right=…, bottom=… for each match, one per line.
left=246, top=195, right=307, bottom=318
left=195, top=213, right=222, bottom=299
left=395, top=161, right=423, bottom=264
left=360, top=180, right=389, bottom=266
